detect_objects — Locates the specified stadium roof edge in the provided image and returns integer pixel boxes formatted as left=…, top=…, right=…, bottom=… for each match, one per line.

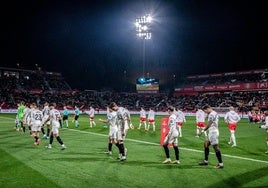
left=0, top=67, right=61, bottom=76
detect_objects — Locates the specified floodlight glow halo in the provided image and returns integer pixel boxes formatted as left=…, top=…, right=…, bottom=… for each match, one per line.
left=135, top=14, right=152, bottom=40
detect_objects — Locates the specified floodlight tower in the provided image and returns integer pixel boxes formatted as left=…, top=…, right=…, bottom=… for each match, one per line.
left=135, top=14, right=152, bottom=78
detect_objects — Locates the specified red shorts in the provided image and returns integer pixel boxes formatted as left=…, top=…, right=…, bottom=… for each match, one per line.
left=148, top=119, right=155, bottom=123
left=177, top=122, right=182, bottom=127
left=140, top=117, right=146, bottom=122
left=89, top=117, right=94, bottom=121
left=228, top=123, right=237, bottom=131
left=197, top=122, right=206, bottom=128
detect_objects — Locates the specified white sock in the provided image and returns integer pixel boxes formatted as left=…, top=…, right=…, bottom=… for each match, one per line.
left=196, top=128, right=200, bottom=135
left=231, top=132, right=236, bottom=145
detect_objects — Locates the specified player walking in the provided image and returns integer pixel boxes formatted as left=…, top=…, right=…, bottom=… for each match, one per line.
left=162, top=106, right=180, bottom=164
left=224, top=106, right=241, bottom=147
left=30, top=103, right=43, bottom=146
left=17, top=101, right=26, bottom=133
left=88, top=106, right=96, bottom=128
left=109, top=102, right=128, bottom=161
left=45, top=104, right=66, bottom=150
left=259, top=111, right=268, bottom=154
left=175, top=107, right=186, bottom=137
left=198, top=105, right=224, bottom=169
left=99, top=107, right=118, bottom=155
left=147, top=107, right=156, bottom=132
left=41, top=102, right=50, bottom=139
left=73, top=106, right=80, bottom=128
left=196, top=106, right=207, bottom=137
left=62, top=106, right=69, bottom=128
left=23, top=103, right=33, bottom=135
left=137, top=107, right=147, bottom=131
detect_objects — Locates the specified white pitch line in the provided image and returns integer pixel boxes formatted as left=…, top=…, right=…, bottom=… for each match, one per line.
left=65, top=128, right=268, bottom=164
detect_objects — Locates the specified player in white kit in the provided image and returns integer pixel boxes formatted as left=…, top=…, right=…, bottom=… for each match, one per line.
left=123, top=106, right=134, bottom=136
left=198, top=105, right=223, bottom=169
left=224, top=106, right=241, bottom=147
left=196, top=106, right=207, bottom=137
left=259, top=111, right=268, bottom=154
left=174, top=107, right=186, bottom=137
left=99, top=107, right=118, bottom=155
left=45, top=104, right=66, bottom=150
left=30, top=103, right=43, bottom=146
left=109, top=102, right=128, bottom=161
left=88, top=106, right=96, bottom=128
left=42, top=102, right=50, bottom=139
left=137, top=107, right=147, bottom=131
left=23, top=103, right=32, bottom=135
left=147, top=107, right=156, bottom=132
left=162, top=106, right=180, bottom=164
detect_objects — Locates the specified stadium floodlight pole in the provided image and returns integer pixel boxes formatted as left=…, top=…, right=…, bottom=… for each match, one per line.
left=135, top=14, right=152, bottom=78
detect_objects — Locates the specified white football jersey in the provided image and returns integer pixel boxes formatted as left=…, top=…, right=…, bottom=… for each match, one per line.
left=43, top=105, right=50, bottom=116
left=175, top=110, right=186, bottom=123
left=140, top=109, right=146, bottom=118
left=148, top=110, right=155, bottom=120
left=207, top=110, right=219, bottom=132
left=168, top=114, right=178, bottom=135
left=116, top=107, right=128, bottom=121
left=107, top=111, right=117, bottom=127
left=88, top=108, right=95, bottom=117
left=49, top=109, right=61, bottom=121
left=196, top=109, right=206, bottom=122
left=31, top=109, right=43, bottom=122
left=224, top=110, right=241, bottom=123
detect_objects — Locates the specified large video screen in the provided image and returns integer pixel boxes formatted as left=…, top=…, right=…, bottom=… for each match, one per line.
left=136, top=77, right=159, bottom=93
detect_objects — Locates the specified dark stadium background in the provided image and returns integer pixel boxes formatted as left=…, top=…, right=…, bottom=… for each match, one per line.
left=0, top=0, right=266, bottom=91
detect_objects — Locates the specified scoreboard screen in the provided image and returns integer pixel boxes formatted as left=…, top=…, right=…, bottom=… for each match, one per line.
left=136, top=77, right=159, bottom=93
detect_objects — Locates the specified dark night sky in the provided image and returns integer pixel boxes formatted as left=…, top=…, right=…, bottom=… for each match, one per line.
left=1, top=0, right=266, bottom=91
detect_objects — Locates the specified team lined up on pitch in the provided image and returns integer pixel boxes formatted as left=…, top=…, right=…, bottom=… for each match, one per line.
left=14, top=101, right=268, bottom=166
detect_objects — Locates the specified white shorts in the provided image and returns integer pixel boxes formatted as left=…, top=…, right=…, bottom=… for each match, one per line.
left=207, top=130, right=219, bottom=146
left=109, top=126, right=118, bottom=139
left=164, top=134, right=178, bottom=145
left=32, top=120, right=42, bottom=132
left=51, top=120, right=60, bottom=134
left=117, top=119, right=129, bottom=140
left=164, top=131, right=179, bottom=145
left=117, top=129, right=125, bottom=141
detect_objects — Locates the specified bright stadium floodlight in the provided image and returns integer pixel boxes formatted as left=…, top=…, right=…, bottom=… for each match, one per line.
left=135, top=14, right=152, bottom=77
left=135, top=14, right=152, bottom=40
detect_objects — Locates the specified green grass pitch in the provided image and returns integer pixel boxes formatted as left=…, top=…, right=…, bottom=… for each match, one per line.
left=0, top=113, right=267, bottom=188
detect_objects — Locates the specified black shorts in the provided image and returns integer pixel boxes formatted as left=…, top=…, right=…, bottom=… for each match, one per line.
left=74, top=115, right=79, bottom=120
left=63, top=115, right=68, bottom=120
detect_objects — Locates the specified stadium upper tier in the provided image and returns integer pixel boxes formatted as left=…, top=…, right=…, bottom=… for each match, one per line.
left=0, top=67, right=72, bottom=94
left=175, top=69, right=268, bottom=95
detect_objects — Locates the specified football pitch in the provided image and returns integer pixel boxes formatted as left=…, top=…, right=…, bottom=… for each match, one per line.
left=0, top=113, right=267, bottom=188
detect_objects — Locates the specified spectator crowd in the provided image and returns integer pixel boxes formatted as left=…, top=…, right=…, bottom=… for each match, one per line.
left=0, top=68, right=267, bottom=113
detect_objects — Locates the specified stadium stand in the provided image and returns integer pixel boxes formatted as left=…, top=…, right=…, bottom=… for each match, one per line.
left=0, top=67, right=267, bottom=113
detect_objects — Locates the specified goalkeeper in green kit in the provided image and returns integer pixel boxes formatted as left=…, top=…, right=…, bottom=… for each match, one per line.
left=17, top=101, right=26, bottom=133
